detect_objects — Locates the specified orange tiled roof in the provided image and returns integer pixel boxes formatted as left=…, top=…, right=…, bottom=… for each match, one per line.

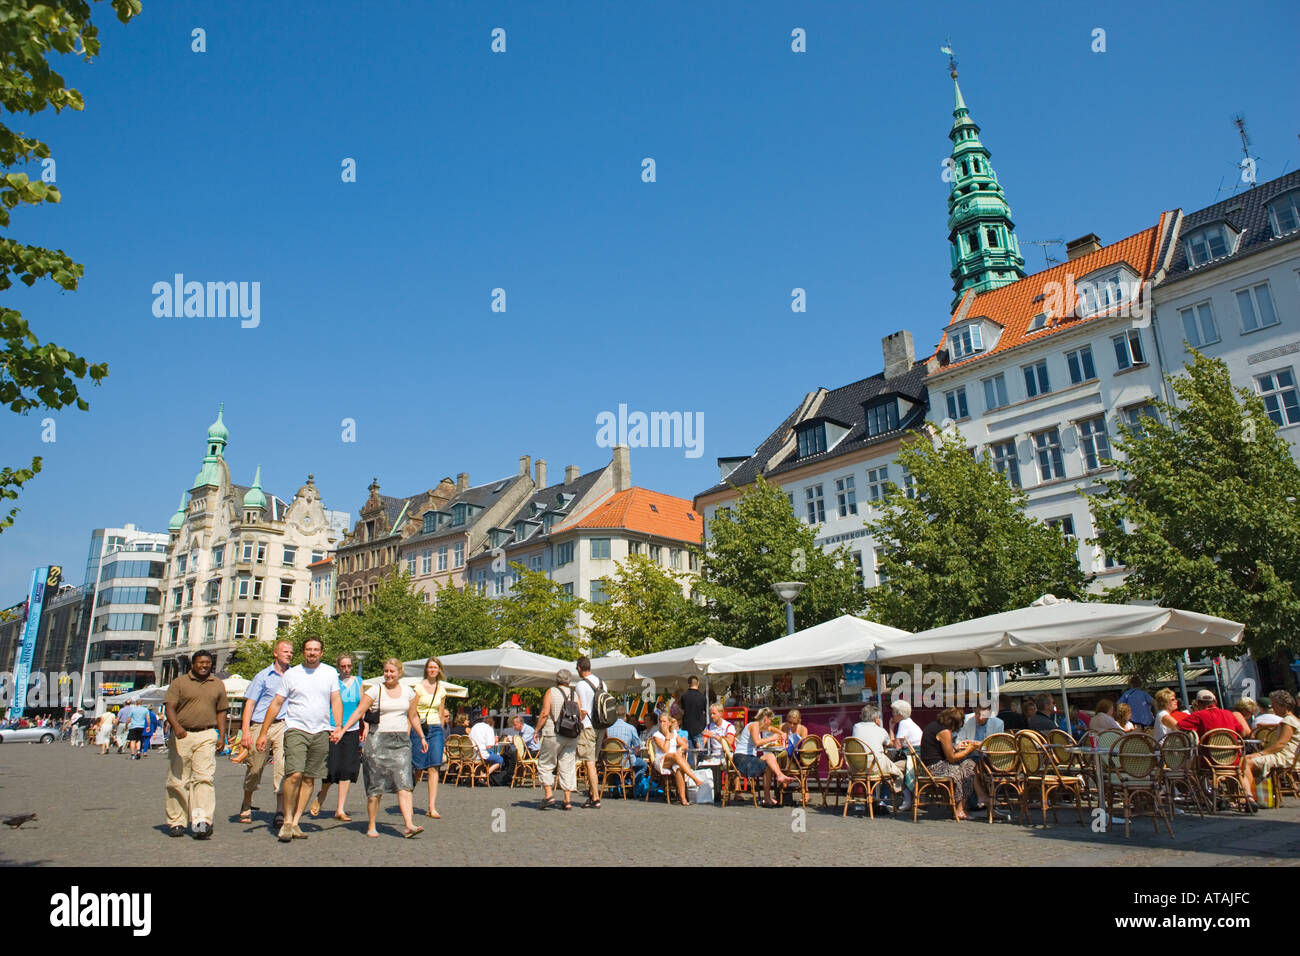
left=554, top=487, right=703, bottom=543
left=935, top=213, right=1173, bottom=373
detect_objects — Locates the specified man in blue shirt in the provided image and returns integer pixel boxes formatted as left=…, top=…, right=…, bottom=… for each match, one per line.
left=237, top=638, right=292, bottom=827
left=605, top=705, right=647, bottom=790
left=1118, top=677, right=1157, bottom=731
left=510, top=715, right=539, bottom=754
left=123, top=702, right=150, bottom=759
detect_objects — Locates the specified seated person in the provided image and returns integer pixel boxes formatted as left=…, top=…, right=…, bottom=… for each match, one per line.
left=1230, top=699, right=1257, bottom=737
left=1243, top=690, right=1300, bottom=810
left=732, top=707, right=796, bottom=808
left=1115, top=702, right=1135, bottom=732
left=1152, top=688, right=1185, bottom=743
left=651, top=711, right=703, bottom=806
left=1177, top=689, right=1245, bottom=740
left=1028, top=694, right=1059, bottom=736
left=1089, top=699, right=1124, bottom=734
left=956, top=704, right=1004, bottom=744
left=604, top=705, right=648, bottom=783
left=996, top=698, right=1027, bottom=732
left=889, top=698, right=923, bottom=749
left=467, top=715, right=504, bottom=779
left=510, top=714, right=540, bottom=754
left=918, top=707, right=991, bottom=821
left=780, top=709, right=809, bottom=756
left=700, top=704, right=736, bottom=761
left=850, top=704, right=906, bottom=807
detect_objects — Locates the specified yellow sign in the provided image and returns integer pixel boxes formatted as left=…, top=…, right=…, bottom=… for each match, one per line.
left=46, top=566, right=62, bottom=590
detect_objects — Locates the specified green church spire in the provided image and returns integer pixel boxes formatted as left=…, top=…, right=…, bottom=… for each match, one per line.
left=168, top=493, right=187, bottom=531
left=192, top=403, right=228, bottom=489
left=945, top=56, right=1025, bottom=310
left=242, top=465, right=267, bottom=510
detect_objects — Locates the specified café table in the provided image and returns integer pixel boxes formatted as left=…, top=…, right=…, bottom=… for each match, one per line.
left=1067, top=744, right=1124, bottom=832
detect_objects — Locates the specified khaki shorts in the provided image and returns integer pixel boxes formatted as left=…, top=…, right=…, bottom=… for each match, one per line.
left=577, top=726, right=601, bottom=762
left=243, top=720, right=285, bottom=794
left=284, top=728, right=330, bottom=779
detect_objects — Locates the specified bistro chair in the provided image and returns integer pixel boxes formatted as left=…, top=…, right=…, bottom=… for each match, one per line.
left=598, top=738, right=636, bottom=799
left=788, top=735, right=823, bottom=808
left=718, top=737, right=760, bottom=809
left=1256, top=724, right=1279, bottom=748
left=841, top=738, right=896, bottom=819
left=820, top=734, right=846, bottom=807
left=1159, top=731, right=1206, bottom=817
left=977, top=733, right=1024, bottom=824
left=443, top=734, right=465, bottom=785
left=903, top=742, right=959, bottom=822
left=643, top=738, right=673, bottom=803
left=1047, top=729, right=1082, bottom=773
left=1016, top=732, right=1085, bottom=828
left=1272, top=736, right=1300, bottom=805
left=1199, top=729, right=1248, bottom=813
left=1109, top=733, right=1173, bottom=838
left=510, top=735, right=538, bottom=788
left=462, top=737, right=491, bottom=788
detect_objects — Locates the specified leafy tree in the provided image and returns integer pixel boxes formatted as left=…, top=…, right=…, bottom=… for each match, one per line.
left=0, top=0, right=141, bottom=530
left=585, top=553, right=706, bottom=656
left=867, top=429, right=1086, bottom=632
left=695, top=476, right=867, bottom=648
left=1089, top=351, right=1300, bottom=684
left=427, top=580, right=498, bottom=656
left=495, top=563, right=578, bottom=661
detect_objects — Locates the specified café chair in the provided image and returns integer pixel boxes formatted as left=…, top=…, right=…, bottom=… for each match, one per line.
left=510, top=735, right=538, bottom=788
left=1199, top=729, right=1248, bottom=813
left=903, top=742, right=959, bottom=822
left=1158, top=731, right=1204, bottom=817
left=643, top=738, right=673, bottom=803
left=841, top=738, right=879, bottom=819
left=977, top=733, right=1024, bottom=824
left=598, top=738, right=635, bottom=799
left=788, top=735, right=823, bottom=808
left=1016, top=732, right=1085, bottom=828
left=1109, top=733, right=1173, bottom=838
left=718, top=737, right=760, bottom=809
left=820, top=734, right=846, bottom=808
left=443, top=734, right=466, bottom=785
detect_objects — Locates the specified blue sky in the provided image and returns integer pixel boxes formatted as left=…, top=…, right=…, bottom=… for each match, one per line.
left=0, top=0, right=1295, bottom=592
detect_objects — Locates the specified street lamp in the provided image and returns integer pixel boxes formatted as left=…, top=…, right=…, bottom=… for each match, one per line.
left=354, top=650, right=370, bottom=681
left=771, top=581, right=807, bottom=636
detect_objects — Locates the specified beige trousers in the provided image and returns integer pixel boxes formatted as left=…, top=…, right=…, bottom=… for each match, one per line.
left=242, top=720, right=285, bottom=794
left=538, top=734, right=578, bottom=791
left=165, top=728, right=218, bottom=828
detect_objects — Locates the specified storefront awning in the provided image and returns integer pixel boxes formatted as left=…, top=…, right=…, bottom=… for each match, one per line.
left=996, top=668, right=1209, bottom=695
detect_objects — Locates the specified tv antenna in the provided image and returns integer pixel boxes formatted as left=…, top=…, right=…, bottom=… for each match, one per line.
left=1023, top=239, right=1064, bottom=268
left=1216, top=112, right=1261, bottom=198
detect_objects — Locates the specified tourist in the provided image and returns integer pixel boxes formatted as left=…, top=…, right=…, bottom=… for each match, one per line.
left=733, top=707, right=797, bottom=807
left=699, top=704, right=735, bottom=803
left=1021, top=698, right=1038, bottom=728
left=651, top=710, right=703, bottom=805
left=163, top=650, right=228, bottom=839
left=851, top=704, right=905, bottom=804
left=535, top=669, right=579, bottom=810
left=1243, top=690, right=1300, bottom=810
left=1029, top=695, right=1059, bottom=735
left=1118, top=676, right=1157, bottom=731
left=1253, top=695, right=1284, bottom=729
left=96, top=709, right=116, bottom=755
left=780, top=708, right=809, bottom=758
left=574, top=656, right=607, bottom=809
left=605, top=704, right=647, bottom=785
left=311, top=654, right=365, bottom=822
left=468, top=713, right=503, bottom=782
left=122, top=701, right=148, bottom=759
left=412, top=657, right=448, bottom=819
left=1232, top=698, right=1261, bottom=735
left=257, top=636, right=342, bottom=843
left=1175, top=690, right=1241, bottom=737
left=1152, top=688, right=1184, bottom=743
left=918, top=707, right=988, bottom=821
left=336, top=657, right=426, bottom=838
left=889, top=698, right=923, bottom=749
left=510, top=714, right=539, bottom=754
left=956, top=704, right=1004, bottom=743
left=68, top=708, right=86, bottom=747
left=1089, top=699, right=1123, bottom=734
left=1115, top=702, right=1135, bottom=732
left=680, top=676, right=708, bottom=767
left=238, top=638, right=291, bottom=829
left=113, top=705, right=131, bottom=754
left=996, top=697, right=1027, bottom=732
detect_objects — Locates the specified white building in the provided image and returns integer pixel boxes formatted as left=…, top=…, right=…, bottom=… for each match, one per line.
left=79, top=526, right=169, bottom=698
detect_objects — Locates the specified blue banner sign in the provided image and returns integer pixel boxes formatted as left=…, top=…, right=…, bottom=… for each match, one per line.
left=8, top=567, right=49, bottom=720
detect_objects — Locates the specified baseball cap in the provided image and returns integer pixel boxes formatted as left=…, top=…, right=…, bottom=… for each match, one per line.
left=1195, top=689, right=1216, bottom=703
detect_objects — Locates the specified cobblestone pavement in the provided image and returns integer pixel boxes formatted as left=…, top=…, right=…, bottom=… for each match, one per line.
left=3, top=743, right=1299, bottom=866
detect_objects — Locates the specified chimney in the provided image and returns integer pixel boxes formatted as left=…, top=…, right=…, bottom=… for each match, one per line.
left=519, top=454, right=531, bottom=477
left=535, top=459, right=547, bottom=488
left=456, top=472, right=469, bottom=492
left=1066, top=234, right=1102, bottom=261
left=882, top=330, right=916, bottom=380
left=564, top=464, right=579, bottom=485
left=611, top=445, right=631, bottom=492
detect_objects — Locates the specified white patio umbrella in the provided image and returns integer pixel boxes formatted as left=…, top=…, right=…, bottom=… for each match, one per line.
left=707, top=615, right=909, bottom=674
left=222, top=674, right=250, bottom=697
left=591, top=638, right=746, bottom=700
left=404, top=641, right=573, bottom=727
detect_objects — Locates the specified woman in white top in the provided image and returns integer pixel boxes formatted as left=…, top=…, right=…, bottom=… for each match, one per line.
left=337, top=658, right=427, bottom=838
left=1152, top=688, right=1182, bottom=743
left=733, top=707, right=797, bottom=807
left=889, top=699, right=923, bottom=749
left=651, top=711, right=703, bottom=805
left=96, top=711, right=116, bottom=755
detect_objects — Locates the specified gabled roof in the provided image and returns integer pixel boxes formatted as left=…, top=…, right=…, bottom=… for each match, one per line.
left=696, top=359, right=931, bottom=498
left=1161, top=169, right=1300, bottom=287
left=553, top=487, right=703, bottom=543
left=494, top=466, right=609, bottom=549
left=401, top=474, right=531, bottom=546
left=934, top=215, right=1173, bottom=374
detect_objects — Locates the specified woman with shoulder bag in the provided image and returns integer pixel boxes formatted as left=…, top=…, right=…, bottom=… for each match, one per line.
left=336, top=658, right=427, bottom=838
left=412, top=657, right=448, bottom=819
left=534, top=669, right=579, bottom=810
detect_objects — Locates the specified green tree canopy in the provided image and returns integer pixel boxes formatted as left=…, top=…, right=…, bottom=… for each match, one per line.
left=495, top=564, right=578, bottom=661
left=1089, top=351, right=1300, bottom=674
left=867, top=429, right=1086, bottom=632
left=0, top=0, right=140, bottom=530
left=695, top=476, right=867, bottom=648
left=584, top=553, right=706, bottom=656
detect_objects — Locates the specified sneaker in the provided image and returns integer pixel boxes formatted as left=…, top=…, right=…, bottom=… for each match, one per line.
left=192, top=823, right=212, bottom=840
left=277, top=824, right=293, bottom=843
left=167, top=826, right=186, bottom=838
left=291, top=823, right=309, bottom=839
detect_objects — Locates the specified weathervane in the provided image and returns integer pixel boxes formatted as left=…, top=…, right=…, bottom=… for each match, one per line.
left=941, top=38, right=958, bottom=79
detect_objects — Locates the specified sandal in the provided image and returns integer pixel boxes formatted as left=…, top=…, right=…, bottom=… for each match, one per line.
left=404, top=826, right=424, bottom=838
left=539, top=798, right=556, bottom=811
left=333, top=812, right=352, bottom=822
left=582, top=797, right=601, bottom=809
left=425, top=810, right=441, bottom=819
left=308, top=799, right=321, bottom=817
left=273, top=813, right=285, bottom=829
left=238, top=809, right=253, bottom=824
left=561, top=803, right=573, bottom=810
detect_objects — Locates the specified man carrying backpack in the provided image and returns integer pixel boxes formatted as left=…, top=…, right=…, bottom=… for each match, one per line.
left=534, top=669, right=581, bottom=810
left=575, top=656, right=614, bottom=810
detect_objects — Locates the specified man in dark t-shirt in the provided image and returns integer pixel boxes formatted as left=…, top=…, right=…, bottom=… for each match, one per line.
left=680, top=677, right=708, bottom=768
left=997, top=697, right=1028, bottom=732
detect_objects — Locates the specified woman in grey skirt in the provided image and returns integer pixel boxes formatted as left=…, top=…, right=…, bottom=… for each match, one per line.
left=336, top=658, right=427, bottom=838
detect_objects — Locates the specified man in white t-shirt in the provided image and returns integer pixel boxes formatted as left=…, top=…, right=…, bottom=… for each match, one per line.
left=258, top=636, right=341, bottom=842
left=574, top=656, right=605, bottom=809
left=468, top=714, right=504, bottom=780
left=851, top=704, right=907, bottom=811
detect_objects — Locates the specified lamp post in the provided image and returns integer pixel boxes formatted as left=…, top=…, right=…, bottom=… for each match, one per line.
left=354, top=650, right=370, bottom=682
left=771, top=581, right=807, bottom=636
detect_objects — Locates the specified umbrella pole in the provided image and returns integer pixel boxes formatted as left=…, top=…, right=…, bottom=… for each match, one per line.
left=874, top=662, right=883, bottom=712
left=499, top=685, right=508, bottom=733
left=1057, top=658, right=1070, bottom=733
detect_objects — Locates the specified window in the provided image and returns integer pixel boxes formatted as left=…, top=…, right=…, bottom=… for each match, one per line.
left=901, top=467, right=916, bottom=499
left=797, top=425, right=827, bottom=458
left=590, top=538, right=611, bottom=560
left=91, top=612, right=159, bottom=633
left=1078, top=270, right=1130, bottom=316
left=1034, top=428, right=1066, bottom=481
left=211, top=545, right=224, bottom=568
left=1179, top=302, right=1220, bottom=348
left=493, top=574, right=506, bottom=597
left=240, top=540, right=254, bottom=562
left=279, top=581, right=293, bottom=604
left=437, top=546, right=448, bottom=572
left=310, top=550, right=325, bottom=564
left=851, top=551, right=864, bottom=578
left=176, top=554, right=187, bottom=575
left=1236, top=283, right=1279, bottom=332
left=530, top=555, right=542, bottom=571
left=277, top=615, right=292, bottom=633
left=866, top=467, right=889, bottom=502
left=874, top=548, right=887, bottom=583
left=950, top=325, right=984, bottom=359
left=1122, top=403, right=1160, bottom=437
left=989, top=440, right=1021, bottom=488
left=1112, top=330, right=1145, bottom=370
left=556, top=542, right=575, bottom=566
left=406, top=554, right=417, bottom=576
left=865, top=401, right=898, bottom=436
left=451, top=504, right=466, bottom=527
left=1027, top=312, right=1048, bottom=332
left=1257, top=369, right=1300, bottom=427
left=255, top=542, right=267, bottom=563
left=650, top=545, right=662, bottom=564
left=252, top=578, right=264, bottom=600
left=249, top=615, right=259, bottom=639
left=1047, top=515, right=1077, bottom=539
left=184, top=584, right=194, bottom=607
left=986, top=227, right=999, bottom=248
left=805, top=484, right=826, bottom=524
left=421, top=549, right=432, bottom=575
left=172, top=586, right=184, bottom=608
left=628, top=541, right=642, bottom=556
left=474, top=570, right=487, bottom=594
left=168, top=622, right=179, bottom=647
left=835, top=476, right=858, bottom=517
left=1023, top=360, right=1050, bottom=398
left=945, top=387, right=969, bottom=420
left=282, top=545, right=297, bottom=567
left=1078, top=417, right=1111, bottom=471
left=590, top=581, right=609, bottom=604
left=689, top=551, right=700, bottom=571
left=1184, top=225, right=1229, bottom=267
left=453, top=543, right=464, bottom=568
left=1067, top=655, right=1097, bottom=673
left=1066, top=346, right=1096, bottom=384
left=670, top=549, right=682, bottom=569
left=203, top=580, right=219, bottom=603
left=983, top=374, right=1009, bottom=410
left=422, top=513, right=435, bottom=534
left=562, top=583, right=575, bottom=600
left=1268, top=191, right=1300, bottom=236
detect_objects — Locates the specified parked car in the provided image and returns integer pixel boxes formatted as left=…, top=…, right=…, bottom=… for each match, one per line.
left=0, top=726, right=58, bottom=744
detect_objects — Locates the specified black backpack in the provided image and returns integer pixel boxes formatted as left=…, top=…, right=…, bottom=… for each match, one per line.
left=555, top=686, right=583, bottom=738
left=585, top=676, right=617, bottom=729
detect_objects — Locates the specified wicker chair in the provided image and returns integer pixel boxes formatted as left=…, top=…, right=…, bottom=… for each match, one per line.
left=1199, top=728, right=1248, bottom=812
left=1256, top=724, right=1279, bottom=748
left=719, top=737, right=759, bottom=808
left=841, top=738, right=897, bottom=819
left=1159, top=730, right=1206, bottom=817
left=1017, top=732, right=1085, bottom=828
left=788, top=735, right=823, bottom=808
left=904, top=742, right=959, bottom=822
left=1109, top=733, right=1173, bottom=838
left=821, top=734, right=846, bottom=807
left=443, top=734, right=465, bottom=785
left=1047, top=729, right=1081, bottom=773
left=1272, top=735, right=1300, bottom=805
left=510, top=735, right=538, bottom=788
left=977, top=733, right=1024, bottom=824
left=598, top=738, right=636, bottom=799
left=462, top=736, right=491, bottom=788
left=643, top=738, right=673, bottom=803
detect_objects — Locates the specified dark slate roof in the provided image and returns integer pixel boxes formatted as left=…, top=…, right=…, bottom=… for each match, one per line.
left=1162, top=169, right=1300, bottom=287
left=492, top=465, right=610, bottom=553
left=230, top=484, right=289, bottom=522
left=401, top=474, right=531, bottom=547
left=696, top=360, right=931, bottom=497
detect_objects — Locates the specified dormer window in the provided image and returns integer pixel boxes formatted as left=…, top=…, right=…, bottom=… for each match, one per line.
left=949, top=324, right=984, bottom=360
left=1076, top=267, right=1139, bottom=317
left=1183, top=225, right=1233, bottom=268
left=865, top=400, right=899, bottom=437
left=1028, top=312, right=1048, bottom=332
left=1267, top=191, right=1300, bottom=237
left=451, top=504, right=466, bottom=526
left=421, top=512, right=435, bottom=534
left=515, top=522, right=534, bottom=542
left=796, top=424, right=827, bottom=459
left=244, top=511, right=258, bottom=524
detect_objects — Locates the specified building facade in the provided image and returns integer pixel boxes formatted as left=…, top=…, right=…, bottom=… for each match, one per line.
left=81, top=527, right=169, bottom=698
